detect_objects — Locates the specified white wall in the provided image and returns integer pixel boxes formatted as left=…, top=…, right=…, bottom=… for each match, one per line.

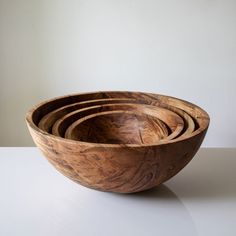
left=0, top=0, right=236, bottom=147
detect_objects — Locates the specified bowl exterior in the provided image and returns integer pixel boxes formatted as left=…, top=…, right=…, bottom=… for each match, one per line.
left=27, top=122, right=207, bottom=193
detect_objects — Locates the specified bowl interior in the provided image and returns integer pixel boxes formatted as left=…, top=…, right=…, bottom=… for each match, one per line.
left=27, top=91, right=210, bottom=146
left=66, top=110, right=170, bottom=145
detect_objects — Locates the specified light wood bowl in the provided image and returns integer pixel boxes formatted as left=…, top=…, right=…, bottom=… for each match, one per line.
left=26, top=91, right=210, bottom=193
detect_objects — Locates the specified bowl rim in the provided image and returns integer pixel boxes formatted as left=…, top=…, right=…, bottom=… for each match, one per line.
left=26, top=91, right=210, bottom=148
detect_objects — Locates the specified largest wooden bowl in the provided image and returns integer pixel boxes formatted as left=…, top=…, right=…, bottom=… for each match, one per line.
left=26, top=91, right=210, bottom=193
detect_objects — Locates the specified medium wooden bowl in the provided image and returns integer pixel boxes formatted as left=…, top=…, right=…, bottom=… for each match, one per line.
left=26, top=91, right=210, bottom=193
left=54, top=103, right=184, bottom=141
left=38, top=98, right=138, bottom=132
left=65, top=110, right=170, bottom=144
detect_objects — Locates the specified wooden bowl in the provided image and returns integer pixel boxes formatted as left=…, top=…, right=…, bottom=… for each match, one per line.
left=26, top=91, right=210, bottom=193
left=65, top=110, right=170, bottom=144
left=54, top=103, right=184, bottom=141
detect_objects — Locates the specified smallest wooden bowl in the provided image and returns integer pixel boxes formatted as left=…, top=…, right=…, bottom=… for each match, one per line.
left=65, top=110, right=170, bottom=144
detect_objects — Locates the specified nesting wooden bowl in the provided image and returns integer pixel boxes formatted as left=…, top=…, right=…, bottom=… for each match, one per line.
left=26, top=91, right=209, bottom=193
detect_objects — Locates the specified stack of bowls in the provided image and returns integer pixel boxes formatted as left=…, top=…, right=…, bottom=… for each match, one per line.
left=26, top=91, right=210, bottom=193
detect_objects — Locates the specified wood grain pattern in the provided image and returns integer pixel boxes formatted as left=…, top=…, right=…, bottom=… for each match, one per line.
left=26, top=91, right=210, bottom=193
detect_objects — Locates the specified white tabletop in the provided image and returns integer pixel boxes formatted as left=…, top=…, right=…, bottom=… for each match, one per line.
left=0, top=147, right=235, bottom=236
